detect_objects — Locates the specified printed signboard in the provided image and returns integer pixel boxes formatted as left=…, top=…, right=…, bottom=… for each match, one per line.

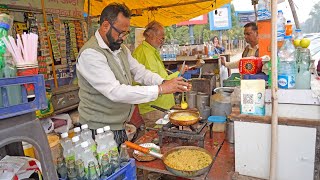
left=236, top=11, right=256, bottom=26
left=208, top=4, right=232, bottom=31
left=176, top=14, right=208, bottom=26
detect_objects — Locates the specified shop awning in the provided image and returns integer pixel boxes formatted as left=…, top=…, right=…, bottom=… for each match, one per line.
left=84, top=0, right=231, bottom=27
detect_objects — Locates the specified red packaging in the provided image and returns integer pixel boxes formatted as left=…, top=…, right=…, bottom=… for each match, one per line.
left=239, top=57, right=263, bottom=75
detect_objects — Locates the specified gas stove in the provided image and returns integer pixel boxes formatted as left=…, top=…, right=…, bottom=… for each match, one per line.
left=157, top=121, right=213, bottom=148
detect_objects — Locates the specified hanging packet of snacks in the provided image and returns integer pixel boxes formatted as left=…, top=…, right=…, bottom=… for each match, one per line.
left=48, top=23, right=61, bottom=63
left=68, top=21, right=78, bottom=60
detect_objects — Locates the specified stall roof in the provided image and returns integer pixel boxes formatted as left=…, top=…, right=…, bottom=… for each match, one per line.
left=84, top=0, right=231, bottom=27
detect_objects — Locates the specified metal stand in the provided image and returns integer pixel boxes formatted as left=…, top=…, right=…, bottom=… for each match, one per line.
left=0, top=113, right=58, bottom=180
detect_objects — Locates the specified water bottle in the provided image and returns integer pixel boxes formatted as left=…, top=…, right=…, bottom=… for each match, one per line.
left=81, top=124, right=96, bottom=152
left=75, top=159, right=86, bottom=180
left=208, top=41, right=214, bottom=58
left=87, top=161, right=99, bottom=180
left=57, top=157, right=68, bottom=179
left=119, top=144, right=130, bottom=167
left=61, top=132, right=75, bottom=161
left=66, top=159, right=78, bottom=180
left=277, top=10, right=286, bottom=42
left=73, top=127, right=81, bottom=138
left=285, top=20, right=293, bottom=36
left=103, top=126, right=119, bottom=173
left=257, top=0, right=271, bottom=20
left=278, top=36, right=296, bottom=89
left=80, top=141, right=100, bottom=176
left=72, top=136, right=82, bottom=162
left=100, top=154, right=113, bottom=178
left=296, top=48, right=311, bottom=89
left=95, top=128, right=108, bottom=165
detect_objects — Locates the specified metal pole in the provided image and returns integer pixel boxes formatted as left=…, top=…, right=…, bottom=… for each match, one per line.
left=270, top=0, right=279, bottom=179
left=189, top=25, right=194, bottom=44
left=288, top=0, right=300, bottom=29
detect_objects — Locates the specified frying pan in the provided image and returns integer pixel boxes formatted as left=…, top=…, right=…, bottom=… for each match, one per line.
left=125, top=141, right=213, bottom=178
left=151, top=105, right=201, bottom=126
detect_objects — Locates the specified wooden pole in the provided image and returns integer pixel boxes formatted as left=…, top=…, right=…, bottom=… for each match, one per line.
left=270, top=0, right=279, bottom=179
left=288, top=0, right=300, bottom=29
left=41, top=0, right=58, bottom=88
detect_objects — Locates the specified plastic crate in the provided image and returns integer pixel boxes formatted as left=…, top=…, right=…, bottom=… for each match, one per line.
left=223, top=73, right=241, bottom=87
left=103, top=158, right=136, bottom=180
left=0, top=75, right=47, bottom=119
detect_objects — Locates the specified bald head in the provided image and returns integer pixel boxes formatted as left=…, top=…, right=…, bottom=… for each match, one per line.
left=143, top=21, right=165, bottom=49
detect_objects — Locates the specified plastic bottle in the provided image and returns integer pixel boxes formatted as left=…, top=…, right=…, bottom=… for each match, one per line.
left=95, top=128, right=108, bottom=165
left=119, top=144, right=130, bottom=167
left=87, top=161, right=99, bottom=180
left=257, top=0, right=271, bottom=20
left=75, top=159, right=86, bottom=180
left=277, top=10, right=286, bottom=42
left=74, top=127, right=81, bottom=138
left=57, top=157, right=68, bottom=179
left=285, top=20, right=293, bottom=36
left=296, top=48, right=311, bottom=89
left=61, top=132, right=75, bottom=161
left=208, top=41, right=214, bottom=58
left=278, top=36, right=296, bottom=89
left=100, top=154, right=113, bottom=178
left=72, top=135, right=82, bottom=162
left=103, top=126, right=119, bottom=173
left=81, top=124, right=96, bottom=153
left=66, top=159, right=77, bottom=180
left=80, top=141, right=100, bottom=176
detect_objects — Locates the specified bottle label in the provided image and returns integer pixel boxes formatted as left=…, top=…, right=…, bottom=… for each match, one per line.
left=90, top=144, right=97, bottom=153
left=278, top=75, right=295, bottom=89
left=97, top=150, right=108, bottom=164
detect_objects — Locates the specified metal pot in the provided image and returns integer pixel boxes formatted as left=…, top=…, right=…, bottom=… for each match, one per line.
left=125, top=141, right=213, bottom=178
left=151, top=105, right=201, bottom=126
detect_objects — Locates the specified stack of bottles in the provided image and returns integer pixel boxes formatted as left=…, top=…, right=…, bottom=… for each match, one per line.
left=57, top=124, right=130, bottom=180
left=277, top=27, right=311, bottom=89
left=257, top=0, right=271, bottom=21
left=160, top=44, right=179, bottom=61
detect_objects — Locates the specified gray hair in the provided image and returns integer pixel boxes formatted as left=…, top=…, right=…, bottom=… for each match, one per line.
left=143, top=21, right=164, bottom=38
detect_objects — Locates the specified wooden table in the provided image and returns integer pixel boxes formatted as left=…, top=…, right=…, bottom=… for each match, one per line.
left=129, top=130, right=235, bottom=180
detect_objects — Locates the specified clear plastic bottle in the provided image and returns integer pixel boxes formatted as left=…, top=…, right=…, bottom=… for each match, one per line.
left=119, top=144, right=130, bottom=167
left=73, top=127, right=81, bottom=138
left=81, top=124, right=96, bottom=153
left=277, top=10, right=286, bottom=42
left=278, top=36, right=296, bottom=89
left=61, top=132, right=75, bottom=161
left=208, top=41, right=214, bottom=58
left=66, top=159, right=77, bottom=180
left=95, top=128, right=108, bottom=165
left=296, top=48, right=311, bottom=89
left=80, top=141, right=100, bottom=177
left=57, top=157, right=68, bottom=179
left=75, top=159, right=86, bottom=180
left=87, top=161, right=99, bottom=180
left=257, top=0, right=271, bottom=20
left=103, top=126, right=119, bottom=173
left=100, top=154, right=112, bottom=178
left=72, top=135, right=83, bottom=162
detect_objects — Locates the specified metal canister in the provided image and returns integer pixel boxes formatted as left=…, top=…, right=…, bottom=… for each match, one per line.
left=196, top=92, right=209, bottom=109
left=186, top=91, right=197, bottom=109
left=226, top=120, right=234, bottom=144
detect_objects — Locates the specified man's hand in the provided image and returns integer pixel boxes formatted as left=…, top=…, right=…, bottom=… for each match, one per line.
left=159, top=77, right=192, bottom=94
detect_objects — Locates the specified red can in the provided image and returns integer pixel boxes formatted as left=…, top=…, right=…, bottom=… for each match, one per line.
left=239, top=57, right=263, bottom=75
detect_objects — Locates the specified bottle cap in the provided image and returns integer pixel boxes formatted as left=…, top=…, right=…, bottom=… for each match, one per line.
left=284, top=36, right=292, bottom=39
left=278, top=10, right=283, bottom=13
left=96, top=128, right=104, bottom=134
left=103, top=126, right=110, bottom=131
left=295, top=29, right=301, bottom=32
left=61, top=132, right=68, bottom=138
left=74, top=127, right=81, bottom=133
left=81, top=141, right=89, bottom=148
left=72, top=136, right=79, bottom=142
left=81, top=124, right=88, bottom=130
left=287, top=20, right=291, bottom=23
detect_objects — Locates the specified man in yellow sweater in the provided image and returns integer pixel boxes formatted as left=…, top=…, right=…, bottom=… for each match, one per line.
left=133, top=21, right=185, bottom=128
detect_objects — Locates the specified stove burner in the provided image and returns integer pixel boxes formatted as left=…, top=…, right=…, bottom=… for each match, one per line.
left=158, top=122, right=213, bottom=148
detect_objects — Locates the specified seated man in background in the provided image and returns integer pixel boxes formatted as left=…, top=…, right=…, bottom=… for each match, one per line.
left=132, top=21, right=186, bottom=128
left=221, top=22, right=259, bottom=69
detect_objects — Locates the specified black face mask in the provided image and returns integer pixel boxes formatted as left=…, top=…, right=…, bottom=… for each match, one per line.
left=106, top=28, right=123, bottom=51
